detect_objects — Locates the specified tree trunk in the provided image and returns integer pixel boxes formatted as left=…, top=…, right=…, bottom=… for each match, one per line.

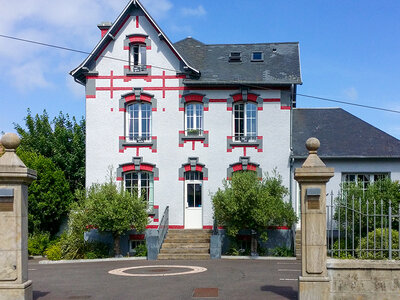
left=113, top=233, right=121, bottom=257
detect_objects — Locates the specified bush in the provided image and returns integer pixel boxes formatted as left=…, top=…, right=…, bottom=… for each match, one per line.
left=28, top=232, right=51, bottom=256
left=269, top=246, right=294, bottom=257
left=45, top=243, right=62, bottom=260
left=133, top=243, right=147, bottom=257
left=330, top=239, right=355, bottom=259
left=85, top=241, right=110, bottom=259
left=213, top=170, right=297, bottom=240
left=357, top=228, right=399, bottom=259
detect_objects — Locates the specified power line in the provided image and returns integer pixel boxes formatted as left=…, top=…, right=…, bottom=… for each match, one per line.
left=1, top=33, right=399, bottom=114
left=0, top=34, right=180, bottom=73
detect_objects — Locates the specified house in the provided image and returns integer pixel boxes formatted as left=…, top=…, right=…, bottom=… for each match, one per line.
left=71, top=0, right=400, bottom=255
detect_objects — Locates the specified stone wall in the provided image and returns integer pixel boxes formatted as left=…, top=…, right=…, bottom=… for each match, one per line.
left=327, top=258, right=400, bottom=299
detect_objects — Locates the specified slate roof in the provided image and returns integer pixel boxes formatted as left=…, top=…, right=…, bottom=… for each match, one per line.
left=174, top=38, right=302, bottom=85
left=292, top=108, right=400, bottom=158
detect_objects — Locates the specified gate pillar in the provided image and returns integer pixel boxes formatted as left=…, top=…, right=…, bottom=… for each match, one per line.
left=294, top=138, right=334, bottom=300
left=0, top=133, right=36, bottom=300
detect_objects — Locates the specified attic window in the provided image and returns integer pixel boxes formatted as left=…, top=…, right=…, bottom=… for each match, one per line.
left=229, top=52, right=242, bottom=62
left=251, top=52, right=263, bottom=62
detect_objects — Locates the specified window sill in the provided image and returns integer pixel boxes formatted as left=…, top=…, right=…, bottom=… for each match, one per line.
left=125, top=70, right=149, bottom=76
left=181, top=135, right=206, bottom=141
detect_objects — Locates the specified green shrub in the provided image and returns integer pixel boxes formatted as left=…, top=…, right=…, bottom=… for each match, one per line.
left=269, top=246, right=294, bottom=257
left=86, top=241, right=110, bottom=258
left=133, top=243, right=147, bottom=257
left=28, top=232, right=51, bottom=256
left=45, top=243, right=62, bottom=260
left=331, top=239, right=355, bottom=259
left=357, top=228, right=399, bottom=259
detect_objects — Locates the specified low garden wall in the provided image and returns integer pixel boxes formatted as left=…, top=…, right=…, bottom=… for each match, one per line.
left=327, top=258, right=400, bottom=299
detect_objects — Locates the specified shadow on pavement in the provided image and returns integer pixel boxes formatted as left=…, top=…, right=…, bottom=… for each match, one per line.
left=33, top=290, right=50, bottom=300
left=261, top=285, right=297, bottom=300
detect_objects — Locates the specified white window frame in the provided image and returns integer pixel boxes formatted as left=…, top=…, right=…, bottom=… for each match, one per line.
left=342, top=172, right=390, bottom=191
left=185, top=103, right=203, bottom=136
left=184, top=171, right=203, bottom=208
left=124, top=171, right=154, bottom=207
left=233, top=102, right=257, bottom=142
left=129, top=43, right=146, bottom=71
left=126, top=102, right=152, bottom=142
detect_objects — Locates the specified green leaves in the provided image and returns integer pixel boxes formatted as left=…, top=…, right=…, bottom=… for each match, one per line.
left=212, top=171, right=297, bottom=239
left=17, top=150, right=73, bottom=235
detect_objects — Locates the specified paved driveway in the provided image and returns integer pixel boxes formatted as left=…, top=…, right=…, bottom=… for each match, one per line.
left=29, top=258, right=300, bottom=300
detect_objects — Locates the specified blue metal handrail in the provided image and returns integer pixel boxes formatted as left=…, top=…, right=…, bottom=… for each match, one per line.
left=158, top=206, right=169, bottom=251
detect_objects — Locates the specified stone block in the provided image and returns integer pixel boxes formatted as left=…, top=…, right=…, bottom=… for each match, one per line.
left=306, top=246, right=325, bottom=274
left=0, top=216, right=16, bottom=250
left=0, top=250, right=17, bottom=281
left=299, top=277, right=330, bottom=300
left=0, top=280, right=32, bottom=300
left=305, top=213, right=325, bottom=246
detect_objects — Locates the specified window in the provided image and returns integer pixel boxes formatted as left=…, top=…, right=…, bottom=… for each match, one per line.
left=127, top=102, right=151, bottom=142
left=185, top=171, right=203, bottom=208
left=251, top=51, right=263, bottom=61
left=229, top=52, right=241, bottom=62
left=125, top=171, right=154, bottom=207
left=233, top=102, right=257, bottom=142
left=342, top=173, right=389, bottom=191
left=185, top=103, right=203, bottom=136
left=129, top=43, right=146, bottom=72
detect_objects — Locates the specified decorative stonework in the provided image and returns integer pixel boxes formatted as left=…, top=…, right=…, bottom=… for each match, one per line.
left=179, top=93, right=209, bottom=111
left=226, top=136, right=263, bottom=153
left=119, top=88, right=157, bottom=111
left=178, top=157, right=208, bottom=181
left=116, top=157, right=159, bottom=181
left=227, top=156, right=262, bottom=179
left=227, top=89, right=263, bottom=111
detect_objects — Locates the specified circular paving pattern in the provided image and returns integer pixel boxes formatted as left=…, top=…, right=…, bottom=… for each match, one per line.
left=108, top=265, right=207, bottom=277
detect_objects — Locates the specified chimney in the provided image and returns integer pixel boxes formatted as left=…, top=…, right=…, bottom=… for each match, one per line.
left=97, top=22, right=112, bottom=38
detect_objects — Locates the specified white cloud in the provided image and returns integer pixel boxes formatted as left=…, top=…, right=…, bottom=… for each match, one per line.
left=141, top=0, right=173, bottom=19
left=180, top=5, right=206, bottom=17
left=66, top=75, right=84, bottom=99
left=9, top=61, right=52, bottom=92
left=343, top=87, right=358, bottom=101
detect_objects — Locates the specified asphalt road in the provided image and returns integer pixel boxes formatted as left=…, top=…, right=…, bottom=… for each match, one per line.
left=29, top=258, right=300, bottom=300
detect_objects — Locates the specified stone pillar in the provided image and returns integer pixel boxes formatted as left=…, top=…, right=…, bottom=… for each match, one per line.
left=294, top=138, right=334, bottom=300
left=0, top=133, right=36, bottom=300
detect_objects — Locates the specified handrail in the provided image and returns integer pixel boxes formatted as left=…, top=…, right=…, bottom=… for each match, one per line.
left=157, top=206, right=169, bottom=251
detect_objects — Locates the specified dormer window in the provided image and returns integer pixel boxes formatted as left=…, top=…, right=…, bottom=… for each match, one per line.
left=229, top=52, right=242, bottom=62
left=251, top=51, right=263, bottom=62
left=130, top=43, right=146, bottom=72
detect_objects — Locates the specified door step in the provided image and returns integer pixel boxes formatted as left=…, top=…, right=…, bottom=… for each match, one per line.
left=158, top=229, right=211, bottom=260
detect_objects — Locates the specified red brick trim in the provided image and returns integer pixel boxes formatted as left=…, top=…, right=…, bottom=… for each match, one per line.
left=263, top=98, right=280, bottom=102
left=281, top=106, right=291, bottom=110
left=203, top=225, right=213, bottom=230
left=169, top=225, right=184, bottom=229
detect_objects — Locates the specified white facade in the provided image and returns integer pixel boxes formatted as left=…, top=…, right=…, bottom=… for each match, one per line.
left=83, top=8, right=293, bottom=229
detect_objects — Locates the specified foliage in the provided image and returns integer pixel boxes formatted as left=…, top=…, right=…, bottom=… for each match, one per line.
left=17, top=150, right=73, bottom=235
left=331, top=239, right=354, bottom=259
left=334, top=179, right=400, bottom=234
left=269, top=246, right=294, bottom=257
left=15, top=110, right=85, bottom=193
left=45, top=242, right=62, bottom=260
left=212, top=171, right=297, bottom=240
left=133, top=243, right=147, bottom=257
left=76, top=178, right=148, bottom=256
left=28, top=232, right=51, bottom=256
left=83, top=242, right=110, bottom=259
left=357, top=228, right=399, bottom=259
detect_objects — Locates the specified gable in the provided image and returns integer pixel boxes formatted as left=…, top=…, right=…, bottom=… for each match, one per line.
left=70, top=0, right=198, bottom=84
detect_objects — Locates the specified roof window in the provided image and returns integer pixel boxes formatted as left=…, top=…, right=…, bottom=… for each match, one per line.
left=251, top=51, right=263, bottom=62
left=229, top=52, right=242, bottom=62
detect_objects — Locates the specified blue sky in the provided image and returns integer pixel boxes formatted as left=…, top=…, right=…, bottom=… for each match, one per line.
left=1, top=0, right=399, bottom=139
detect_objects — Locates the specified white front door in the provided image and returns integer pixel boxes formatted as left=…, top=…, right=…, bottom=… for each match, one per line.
left=184, top=181, right=203, bottom=229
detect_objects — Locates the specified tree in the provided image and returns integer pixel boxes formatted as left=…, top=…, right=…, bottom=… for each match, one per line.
left=77, top=179, right=148, bottom=256
left=212, top=171, right=297, bottom=244
left=17, top=150, right=74, bottom=235
left=14, top=110, right=85, bottom=193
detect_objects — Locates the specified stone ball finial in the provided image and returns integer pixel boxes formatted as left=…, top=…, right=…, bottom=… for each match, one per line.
left=305, top=137, right=320, bottom=153
left=1, top=133, right=21, bottom=151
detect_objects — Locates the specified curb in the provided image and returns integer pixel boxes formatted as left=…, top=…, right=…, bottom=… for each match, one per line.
left=221, top=255, right=297, bottom=260
left=39, top=257, right=147, bottom=264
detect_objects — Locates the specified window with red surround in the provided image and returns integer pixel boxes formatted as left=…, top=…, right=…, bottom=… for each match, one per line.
left=227, top=157, right=262, bottom=180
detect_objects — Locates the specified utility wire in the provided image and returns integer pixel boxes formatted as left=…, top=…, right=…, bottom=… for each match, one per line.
left=1, top=33, right=400, bottom=114
left=0, top=34, right=180, bottom=73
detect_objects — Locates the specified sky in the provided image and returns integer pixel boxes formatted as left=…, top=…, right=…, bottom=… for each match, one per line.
left=0, top=0, right=399, bottom=139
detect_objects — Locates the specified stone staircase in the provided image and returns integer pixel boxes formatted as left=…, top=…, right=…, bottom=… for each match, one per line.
left=295, top=229, right=301, bottom=260
left=158, top=229, right=211, bottom=260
